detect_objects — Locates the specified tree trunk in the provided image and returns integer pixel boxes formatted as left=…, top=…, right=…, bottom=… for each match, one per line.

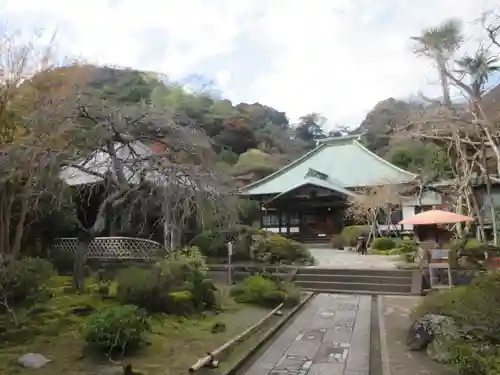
left=484, top=176, right=498, bottom=245
left=73, top=231, right=92, bottom=291
left=11, top=194, right=29, bottom=257
left=439, top=66, right=452, bottom=107
left=469, top=187, right=486, bottom=242
left=455, top=194, right=465, bottom=239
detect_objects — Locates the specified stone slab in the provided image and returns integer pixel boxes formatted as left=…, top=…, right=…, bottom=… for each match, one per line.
left=241, top=293, right=371, bottom=375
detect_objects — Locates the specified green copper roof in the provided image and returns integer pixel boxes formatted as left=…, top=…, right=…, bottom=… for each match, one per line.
left=265, top=176, right=358, bottom=203
left=240, top=134, right=417, bottom=196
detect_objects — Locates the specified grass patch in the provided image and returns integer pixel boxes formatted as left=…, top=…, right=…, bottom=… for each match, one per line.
left=0, top=277, right=274, bottom=375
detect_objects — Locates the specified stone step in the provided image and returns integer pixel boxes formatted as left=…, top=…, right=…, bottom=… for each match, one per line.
left=208, top=271, right=292, bottom=283
left=295, top=273, right=412, bottom=285
left=301, top=242, right=332, bottom=248
left=297, top=268, right=413, bottom=278
left=301, top=288, right=409, bottom=296
left=207, top=264, right=295, bottom=273
left=294, top=280, right=412, bottom=294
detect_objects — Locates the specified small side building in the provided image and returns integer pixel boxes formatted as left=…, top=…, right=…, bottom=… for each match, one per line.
left=239, top=135, right=418, bottom=241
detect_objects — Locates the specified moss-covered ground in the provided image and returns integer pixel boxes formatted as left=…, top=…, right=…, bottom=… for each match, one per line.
left=0, top=276, right=275, bottom=375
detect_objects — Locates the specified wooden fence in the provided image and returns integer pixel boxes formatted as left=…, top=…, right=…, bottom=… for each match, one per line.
left=49, top=236, right=163, bottom=262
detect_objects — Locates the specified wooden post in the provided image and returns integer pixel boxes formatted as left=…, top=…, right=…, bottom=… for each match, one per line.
left=227, top=241, right=233, bottom=285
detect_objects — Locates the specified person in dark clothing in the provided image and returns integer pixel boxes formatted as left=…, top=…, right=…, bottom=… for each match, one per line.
left=356, top=235, right=367, bottom=255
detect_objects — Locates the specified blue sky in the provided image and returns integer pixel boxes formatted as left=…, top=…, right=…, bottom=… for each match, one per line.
left=1, top=0, right=499, bottom=128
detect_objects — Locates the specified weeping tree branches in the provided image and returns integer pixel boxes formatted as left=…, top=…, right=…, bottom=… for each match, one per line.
left=55, top=96, right=236, bottom=289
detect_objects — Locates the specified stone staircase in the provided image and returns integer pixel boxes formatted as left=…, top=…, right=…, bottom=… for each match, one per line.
left=293, top=267, right=415, bottom=295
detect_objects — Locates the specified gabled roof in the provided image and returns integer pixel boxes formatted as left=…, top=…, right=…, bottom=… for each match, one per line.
left=265, top=176, right=358, bottom=203
left=240, top=134, right=417, bottom=196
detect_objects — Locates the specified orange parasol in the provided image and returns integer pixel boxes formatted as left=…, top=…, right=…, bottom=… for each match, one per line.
left=398, top=209, right=474, bottom=226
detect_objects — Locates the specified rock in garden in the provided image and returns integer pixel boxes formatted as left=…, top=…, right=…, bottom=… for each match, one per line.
left=211, top=322, right=227, bottom=333
left=17, top=353, right=51, bottom=369
left=71, top=305, right=95, bottom=316
left=406, top=314, right=458, bottom=352
left=425, top=316, right=460, bottom=363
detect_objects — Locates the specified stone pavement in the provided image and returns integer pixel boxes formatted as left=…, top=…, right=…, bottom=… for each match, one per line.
left=307, top=248, right=399, bottom=269
left=242, top=293, right=371, bottom=375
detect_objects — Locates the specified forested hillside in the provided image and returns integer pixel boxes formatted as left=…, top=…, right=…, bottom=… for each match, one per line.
left=73, top=65, right=313, bottom=185
left=52, top=63, right=499, bottom=186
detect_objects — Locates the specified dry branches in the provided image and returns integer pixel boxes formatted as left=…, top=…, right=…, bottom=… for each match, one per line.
left=346, top=183, right=406, bottom=241
left=391, top=12, right=500, bottom=241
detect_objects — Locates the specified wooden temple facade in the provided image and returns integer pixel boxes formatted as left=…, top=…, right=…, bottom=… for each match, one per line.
left=239, top=135, right=420, bottom=240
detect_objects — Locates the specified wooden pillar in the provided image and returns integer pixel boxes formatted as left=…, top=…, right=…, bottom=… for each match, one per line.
left=259, top=201, right=264, bottom=229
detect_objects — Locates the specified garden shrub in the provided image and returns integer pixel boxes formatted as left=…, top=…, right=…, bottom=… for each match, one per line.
left=464, top=238, right=482, bottom=250
left=190, top=275, right=217, bottom=310
left=0, top=257, right=55, bottom=304
left=446, top=339, right=500, bottom=375
left=166, top=291, right=195, bottom=315
left=115, top=267, right=165, bottom=311
left=447, top=238, right=496, bottom=269
left=116, top=247, right=215, bottom=314
left=47, top=248, right=74, bottom=274
left=399, top=239, right=418, bottom=253
left=84, top=305, right=151, bottom=353
left=412, top=286, right=469, bottom=320
left=189, top=225, right=258, bottom=260
left=278, top=281, right=301, bottom=307
left=262, top=290, right=287, bottom=307
left=415, top=272, right=500, bottom=330
left=413, top=273, right=500, bottom=374
left=371, top=237, right=396, bottom=250
left=231, top=276, right=301, bottom=307
left=330, top=234, right=344, bottom=249
left=341, top=226, right=370, bottom=247
left=251, top=233, right=315, bottom=265
left=231, top=275, right=277, bottom=304
left=396, top=239, right=418, bottom=263
left=189, top=230, right=221, bottom=256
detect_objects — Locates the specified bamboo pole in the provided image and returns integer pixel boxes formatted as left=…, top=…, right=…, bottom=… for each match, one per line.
left=188, top=302, right=284, bottom=372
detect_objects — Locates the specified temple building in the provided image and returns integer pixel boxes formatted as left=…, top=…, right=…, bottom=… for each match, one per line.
left=239, top=135, right=423, bottom=241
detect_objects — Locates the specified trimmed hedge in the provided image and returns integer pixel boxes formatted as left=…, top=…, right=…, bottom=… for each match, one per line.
left=251, top=233, right=315, bottom=265
left=231, top=275, right=301, bottom=308
left=371, top=237, right=396, bottom=250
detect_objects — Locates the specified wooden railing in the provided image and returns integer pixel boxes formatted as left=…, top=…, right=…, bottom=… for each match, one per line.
left=49, top=236, right=163, bottom=262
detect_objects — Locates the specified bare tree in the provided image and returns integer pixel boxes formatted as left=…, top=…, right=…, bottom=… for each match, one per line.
left=0, top=30, right=84, bottom=262
left=397, top=13, right=500, bottom=242
left=53, top=94, right=236, bottom=289
left=346, top=183, right=408, bottom=243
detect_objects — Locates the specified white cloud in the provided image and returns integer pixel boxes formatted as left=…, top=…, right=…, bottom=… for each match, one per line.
left=252, top=0, right=500, bottom=127
left=2, top=0, right=499, bottom=128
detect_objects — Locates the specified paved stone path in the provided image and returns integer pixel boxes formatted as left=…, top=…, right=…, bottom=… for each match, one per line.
left=242, top=294, right=371, bottom=375
left=307, top=248, right=399, bottom=269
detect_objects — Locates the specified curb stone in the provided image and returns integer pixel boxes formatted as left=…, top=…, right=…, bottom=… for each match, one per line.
left=378, top=295, right=392, bottom=375
left=221, top=292, right=316, bottom=375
